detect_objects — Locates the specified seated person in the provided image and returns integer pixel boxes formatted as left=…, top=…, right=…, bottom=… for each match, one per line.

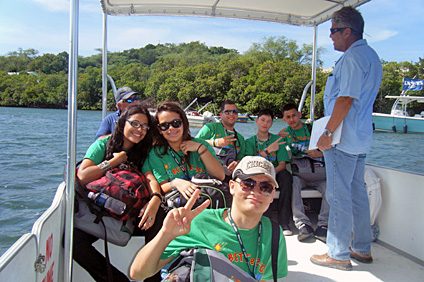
left=95, top=86, right=140, bottom=140
left=145, top=101, right=225, bottom=199
left=196, top=100, right=246, bottom=179
left=76, top=103, right=162, bottom=282
left=245, top=109, right=293, bottom=236
left=130, top=156, right=288, bottom=281
left=281, top=103, right=329, bottom=242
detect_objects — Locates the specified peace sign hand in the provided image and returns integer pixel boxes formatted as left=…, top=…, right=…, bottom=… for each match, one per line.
left=266, top=137, right=286, bottom=154
left=161, top=189, right=210, bottom=238
left=217, top=135, right=237, bottom=147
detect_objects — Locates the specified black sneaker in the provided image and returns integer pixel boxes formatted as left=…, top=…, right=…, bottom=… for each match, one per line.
left=297, top=224, right=314, bottom=241
left=314, top=225, right=328, bottom=243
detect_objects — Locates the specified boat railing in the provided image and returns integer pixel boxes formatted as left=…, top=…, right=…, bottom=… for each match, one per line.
left=298, top=80, right=313, bottom=115
left=0, top=182, right=67, bottom=281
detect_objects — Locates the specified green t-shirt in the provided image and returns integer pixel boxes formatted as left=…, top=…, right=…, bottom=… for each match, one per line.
left=245, top=133, right=290, bottom=167
left=84, top=136, right=110, bottom=165
left=283, top=123, right=311, bottom=157
left=143, top=138, right=217, bottom=183
left=196, top=122, right=246, bottom=160
left=161, top=209, right=288, bottom=280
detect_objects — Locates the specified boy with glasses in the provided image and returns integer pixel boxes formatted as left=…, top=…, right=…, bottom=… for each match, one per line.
left=130, top=156, right=288, bottom=281
left=245, top=109, right=293, bottom=236
left=196, top=100, right=246, bottom=178
left=95, top=86, right=140, bottom=140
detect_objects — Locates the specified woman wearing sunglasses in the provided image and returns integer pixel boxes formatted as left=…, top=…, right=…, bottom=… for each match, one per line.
left=76, top=103, right=164, bottom=282
left=145, top=101, right=225, bottom=200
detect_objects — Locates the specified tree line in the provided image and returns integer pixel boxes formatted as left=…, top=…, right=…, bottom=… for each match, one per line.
left=0, top=37, right=423, bottom=118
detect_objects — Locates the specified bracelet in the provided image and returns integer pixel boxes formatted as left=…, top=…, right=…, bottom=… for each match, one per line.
left=170, top=179, right=177, bottom=191
left=98, top=160, right=112, bottom=175
left=151, top=192, right=163, bottom=201
left=213, top=139, right=219, bottom=147
left=197, top=143, right=203, bottom=153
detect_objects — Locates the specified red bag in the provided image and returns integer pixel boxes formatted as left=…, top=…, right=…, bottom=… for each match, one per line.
left=86, top=164, right=150, bottom=221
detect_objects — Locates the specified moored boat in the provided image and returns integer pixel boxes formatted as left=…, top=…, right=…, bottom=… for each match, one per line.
left=372, top=78, right=424, bottom=133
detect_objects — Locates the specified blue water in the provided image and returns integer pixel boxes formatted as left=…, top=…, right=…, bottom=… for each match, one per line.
left=0, top=107, right=423, bottom=256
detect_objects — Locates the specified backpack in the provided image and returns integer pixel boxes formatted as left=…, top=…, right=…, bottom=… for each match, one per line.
left=162, top=220, right=280, bottom=282
left=86, top=163, right=150, bottom=221
left=162, top=174, right=232, bottom=212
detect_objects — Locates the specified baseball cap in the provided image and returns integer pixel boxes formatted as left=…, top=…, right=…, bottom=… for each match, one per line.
left=114, top=87, right=137, bottom=103
left=232, top=156, right=278, bottom=188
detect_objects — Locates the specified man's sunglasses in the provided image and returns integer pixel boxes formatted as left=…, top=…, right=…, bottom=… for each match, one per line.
left=222, top=109, right=239, bottom=115
left=122, top=96, right=139, bottom=103
left=126, top=120, right=150, bottom=131
left=158, top=119, right=183, bottom=131
left=330, top=27, right=352, bottom=35
left=235, top=179, right=275, bottom=196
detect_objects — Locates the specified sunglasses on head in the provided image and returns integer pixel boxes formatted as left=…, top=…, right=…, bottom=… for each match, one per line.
left=158, top=119, right=183, bottom=131
left=223, top=109, right=239, bottom=115
left=126, top=120, right=150, bottom=131
left=235, top=178, right=275, bottom=196
left=122, top=96, right=139, bottom=103
left=330, top=27, right=352, bottom=35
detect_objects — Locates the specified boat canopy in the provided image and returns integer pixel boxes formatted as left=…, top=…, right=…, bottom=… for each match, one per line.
left=100, top=0, right=370, bottom=26
left=385, top=95, right=424, bottom=103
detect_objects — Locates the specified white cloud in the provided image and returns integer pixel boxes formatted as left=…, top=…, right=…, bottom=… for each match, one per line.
left=32, top=0, right=69, bottom=12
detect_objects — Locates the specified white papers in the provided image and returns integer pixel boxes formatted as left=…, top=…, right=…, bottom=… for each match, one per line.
left=308, top=116, right=343, bottom=150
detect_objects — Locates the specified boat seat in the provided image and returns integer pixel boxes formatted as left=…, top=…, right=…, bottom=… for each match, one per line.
left=273, top=187, right=322, bottom=199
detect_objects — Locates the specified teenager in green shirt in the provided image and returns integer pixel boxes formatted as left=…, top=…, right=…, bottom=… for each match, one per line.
left=145, top=101, right=224, bottom=200
left=130, top=156, right=288, bottom=281
left=246, top=109, right=293, bottom=236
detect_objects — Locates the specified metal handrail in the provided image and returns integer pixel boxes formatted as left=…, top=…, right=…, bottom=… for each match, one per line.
left=298, top=80, right=313, bottom=113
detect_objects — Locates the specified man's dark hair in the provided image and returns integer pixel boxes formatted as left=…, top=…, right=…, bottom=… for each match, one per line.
left=282, top=103, right=298, bottom=115
left=332, top=6, right=364, bottom=39
left=257, top=109, right=274, bottom=120
left=220, top=100, right=236, bottom=112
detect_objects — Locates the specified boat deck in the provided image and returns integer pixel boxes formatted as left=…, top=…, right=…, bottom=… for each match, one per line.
left=284, top=232, right=424, bottom=282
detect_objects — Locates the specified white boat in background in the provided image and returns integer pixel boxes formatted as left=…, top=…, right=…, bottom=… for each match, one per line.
left=184, top=98, right=217, bottom=127
left=372, top=78, right=424, bottom=133
left=1, top=1, right=424, bottom=281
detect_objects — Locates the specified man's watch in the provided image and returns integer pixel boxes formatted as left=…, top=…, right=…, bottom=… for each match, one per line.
left=323, top=129, right=333, bottom=137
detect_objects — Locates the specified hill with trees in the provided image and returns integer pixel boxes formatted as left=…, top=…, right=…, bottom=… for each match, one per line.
left=0, top=37, right=423, bottom=118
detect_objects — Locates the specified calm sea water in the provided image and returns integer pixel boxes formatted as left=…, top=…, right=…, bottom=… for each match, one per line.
left=0, top=106, right=423, bottom=256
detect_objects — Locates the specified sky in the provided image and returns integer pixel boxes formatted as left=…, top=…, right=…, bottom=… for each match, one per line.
left=0, top=0, right=423, bottom=69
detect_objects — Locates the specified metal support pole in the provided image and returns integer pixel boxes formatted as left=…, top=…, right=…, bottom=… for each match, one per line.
left=102, top=12, right=108, bottom=120
left=310, top=25, right=318, bottom=121
left=64, top=0, right=79, bottom=280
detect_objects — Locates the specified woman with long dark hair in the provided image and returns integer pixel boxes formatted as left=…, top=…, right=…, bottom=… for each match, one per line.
left=75, top=103, right=163, bottom=282
left=145, top=101, right=224, bottom=200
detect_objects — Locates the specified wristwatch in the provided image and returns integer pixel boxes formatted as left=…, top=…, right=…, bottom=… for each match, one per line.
left=323, top=129, right=333, bottom=137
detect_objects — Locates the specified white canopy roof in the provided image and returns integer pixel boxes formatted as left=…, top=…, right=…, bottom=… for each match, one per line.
left=100, top=0, right=371, bottom=26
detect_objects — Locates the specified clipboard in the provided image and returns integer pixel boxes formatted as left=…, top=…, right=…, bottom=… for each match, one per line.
left=308, top=116, right=343, bottom=150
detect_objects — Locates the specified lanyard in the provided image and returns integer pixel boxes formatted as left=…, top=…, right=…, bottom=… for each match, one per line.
left=168, top=145, right=190, bottom=179
left=255, top=134, right=270, bottom=159
left=227, top=209, right=262, bottom=280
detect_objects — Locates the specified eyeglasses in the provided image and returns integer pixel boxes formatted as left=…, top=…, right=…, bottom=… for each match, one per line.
left=222, top=109, right=239, bottom=115
left=122, top=96, right=139, bottom=103
left=235, top=179, right=275, bottom=196
left=330, top=27, right=351, bottom=35
left=126, top=120, right=150, bottom=131
left=158, top=119, right=183, bottom=131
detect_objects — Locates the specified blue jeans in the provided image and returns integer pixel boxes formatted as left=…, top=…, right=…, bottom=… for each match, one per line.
left=324, top=147, right=372, bottom=260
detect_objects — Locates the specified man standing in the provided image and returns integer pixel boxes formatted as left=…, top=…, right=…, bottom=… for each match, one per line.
left=245, top=109, right=293, bottom=235
left=281, top=104, right=329, bottom=242
left=129, top=156, right=288, bottom=281
left=196, top=100, right=246, bottom=178
left=94, top=86, right=140, bottom=140
left=310, top=6, right=382, bottom=270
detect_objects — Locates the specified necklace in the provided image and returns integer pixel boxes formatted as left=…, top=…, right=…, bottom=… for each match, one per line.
left=227, top=209, right=262, bottom=281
